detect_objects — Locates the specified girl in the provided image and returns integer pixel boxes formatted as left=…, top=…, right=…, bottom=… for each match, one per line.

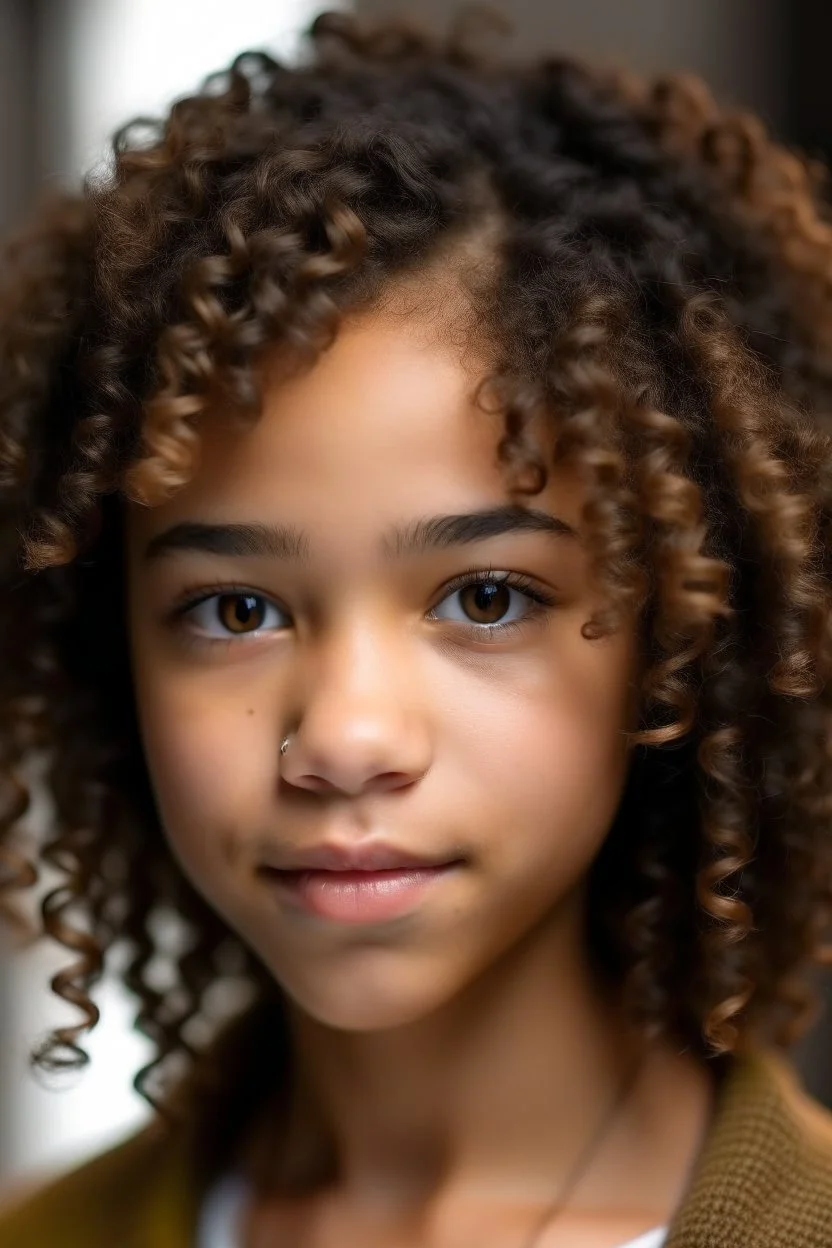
left=1, top=9, right=832, bottom=1246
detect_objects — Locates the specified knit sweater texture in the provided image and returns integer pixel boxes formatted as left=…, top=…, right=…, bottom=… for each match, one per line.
left=0, top=1045, right=830, bottom=1246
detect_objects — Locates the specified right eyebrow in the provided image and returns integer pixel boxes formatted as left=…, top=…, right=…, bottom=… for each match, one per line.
left=144, top=521, right=310, bottom=564
left=142, top=505, right=579, bottom=565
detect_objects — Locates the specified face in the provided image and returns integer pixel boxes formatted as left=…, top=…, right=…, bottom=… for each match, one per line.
left=126, top=308, right=640, bottom=1032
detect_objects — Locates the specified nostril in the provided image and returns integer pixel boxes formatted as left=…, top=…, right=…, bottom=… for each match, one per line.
left=376, top=771, right=418, bottom=791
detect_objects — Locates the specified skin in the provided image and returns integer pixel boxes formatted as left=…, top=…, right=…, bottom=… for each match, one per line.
left=126, top=307, right=713, bottom=1247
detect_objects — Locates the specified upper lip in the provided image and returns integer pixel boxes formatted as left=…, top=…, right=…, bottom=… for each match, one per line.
left=260, top=841, right=460, bottom=873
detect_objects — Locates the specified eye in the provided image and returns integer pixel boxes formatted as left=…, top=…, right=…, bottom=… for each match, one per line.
left=429, top=571, right=555, bottom=631
left=183, top=592, right=287, bottom=638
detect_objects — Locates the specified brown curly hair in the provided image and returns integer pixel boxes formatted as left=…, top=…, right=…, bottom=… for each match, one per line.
left=3, top=8, right=832, bottom=1111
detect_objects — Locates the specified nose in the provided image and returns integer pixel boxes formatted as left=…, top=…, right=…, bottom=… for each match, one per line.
left=278, top=624, right=432, bottom=798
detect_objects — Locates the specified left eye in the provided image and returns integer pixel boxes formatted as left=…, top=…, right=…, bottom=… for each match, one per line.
left=430, top=578, right=540, bottom=628
left=185, top=593, right=286, bottom=637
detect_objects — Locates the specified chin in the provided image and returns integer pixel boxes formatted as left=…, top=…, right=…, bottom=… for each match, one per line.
left=274, top=962, right=461, bottom=1034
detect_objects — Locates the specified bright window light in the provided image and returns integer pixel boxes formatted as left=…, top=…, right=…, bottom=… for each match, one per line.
left=64, top=0, right=349, bottom=175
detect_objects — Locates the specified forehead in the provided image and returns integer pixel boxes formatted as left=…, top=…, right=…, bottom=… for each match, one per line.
left=127, top=310, right=584, bottom=546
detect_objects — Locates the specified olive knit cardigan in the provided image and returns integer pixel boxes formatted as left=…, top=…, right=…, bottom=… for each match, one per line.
left=1, top=1044, right=831, bottom=1246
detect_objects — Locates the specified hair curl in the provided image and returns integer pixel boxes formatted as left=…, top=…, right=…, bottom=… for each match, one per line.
left=2, top=8, right=832, bottom=1115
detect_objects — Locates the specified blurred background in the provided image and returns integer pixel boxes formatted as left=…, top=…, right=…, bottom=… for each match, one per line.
left=1, top=0, right=831, bottom=1194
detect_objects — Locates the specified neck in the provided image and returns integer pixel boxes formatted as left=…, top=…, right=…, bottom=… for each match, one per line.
left=252, top=893, right=713, bottom=1220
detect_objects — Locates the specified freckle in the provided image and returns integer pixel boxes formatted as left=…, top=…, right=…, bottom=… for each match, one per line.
left=247, top=708, right=254, bottom=716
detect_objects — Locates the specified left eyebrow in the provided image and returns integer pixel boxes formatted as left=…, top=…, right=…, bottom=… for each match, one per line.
left=142, top=505, right=579, bottom=564
left=384, top=505, right=578, bottom=557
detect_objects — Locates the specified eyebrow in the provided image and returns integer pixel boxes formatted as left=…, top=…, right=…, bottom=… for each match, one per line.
left=143, top=505, right=578, bottom=564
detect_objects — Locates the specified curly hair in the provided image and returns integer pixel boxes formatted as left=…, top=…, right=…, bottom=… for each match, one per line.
left=3, top=8, right=832, bottom=1111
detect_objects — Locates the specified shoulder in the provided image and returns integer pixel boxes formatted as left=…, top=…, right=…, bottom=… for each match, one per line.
left=775, top=1055, right=832, bottom=1156
left=0, top=1001, right=280, bottom=1248
left=749, top=1051, right=832, bottom=1182
left=668, top=1050, right=832, bottom=1247
left=0, top=1123, right=196, bottom=1248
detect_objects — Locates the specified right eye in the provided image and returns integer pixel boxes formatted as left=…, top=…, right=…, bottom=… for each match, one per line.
left=182, top=592, right=288, bottom=639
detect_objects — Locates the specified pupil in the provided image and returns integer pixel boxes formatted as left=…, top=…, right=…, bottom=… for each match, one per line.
left=462, top=582, right=509, bottom=624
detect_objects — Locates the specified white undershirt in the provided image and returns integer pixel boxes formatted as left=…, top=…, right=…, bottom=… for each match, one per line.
left=197, top=1175, right=669, bottom=1248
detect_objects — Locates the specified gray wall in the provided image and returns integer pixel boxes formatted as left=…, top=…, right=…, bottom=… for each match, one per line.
left=0, top=0, right=38, bottom=232
left=358, top=0, right=783, bottom=124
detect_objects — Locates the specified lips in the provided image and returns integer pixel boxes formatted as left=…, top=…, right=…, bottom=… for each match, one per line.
left=260, top=863, right=461, bottom=924
left=256, top=839, right=465, bottom=923
left=258, top=840, right=459, bottom=873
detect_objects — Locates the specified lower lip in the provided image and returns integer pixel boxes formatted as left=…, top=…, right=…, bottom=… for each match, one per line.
left=264, top=865, right=458, bottom=924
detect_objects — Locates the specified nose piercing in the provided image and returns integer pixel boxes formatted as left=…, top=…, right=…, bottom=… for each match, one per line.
left=280, top=735, right=292, bottom=756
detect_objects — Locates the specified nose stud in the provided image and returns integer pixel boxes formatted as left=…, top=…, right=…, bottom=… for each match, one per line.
left=280, top=735, right=292, bottom=756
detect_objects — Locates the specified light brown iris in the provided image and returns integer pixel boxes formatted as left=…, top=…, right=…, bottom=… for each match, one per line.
left=218, top=593, right=267, bottom=634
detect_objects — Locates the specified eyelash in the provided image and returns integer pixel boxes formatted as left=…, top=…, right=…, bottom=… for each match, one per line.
left=168, top=567, right=559, bottom=648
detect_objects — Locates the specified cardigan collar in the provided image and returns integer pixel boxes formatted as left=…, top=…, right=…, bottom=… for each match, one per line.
left=664, top=1049, right=832, bottom=1246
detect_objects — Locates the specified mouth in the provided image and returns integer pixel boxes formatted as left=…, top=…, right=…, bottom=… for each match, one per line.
left=260, top=841, right=461, bottom=873
left=257, top=861, right=464, bottom=924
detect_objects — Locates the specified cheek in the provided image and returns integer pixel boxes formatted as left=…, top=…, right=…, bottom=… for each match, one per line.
left=457, top=631, right=635, bottom=890
left=131, top=655, right=278, bottom=878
